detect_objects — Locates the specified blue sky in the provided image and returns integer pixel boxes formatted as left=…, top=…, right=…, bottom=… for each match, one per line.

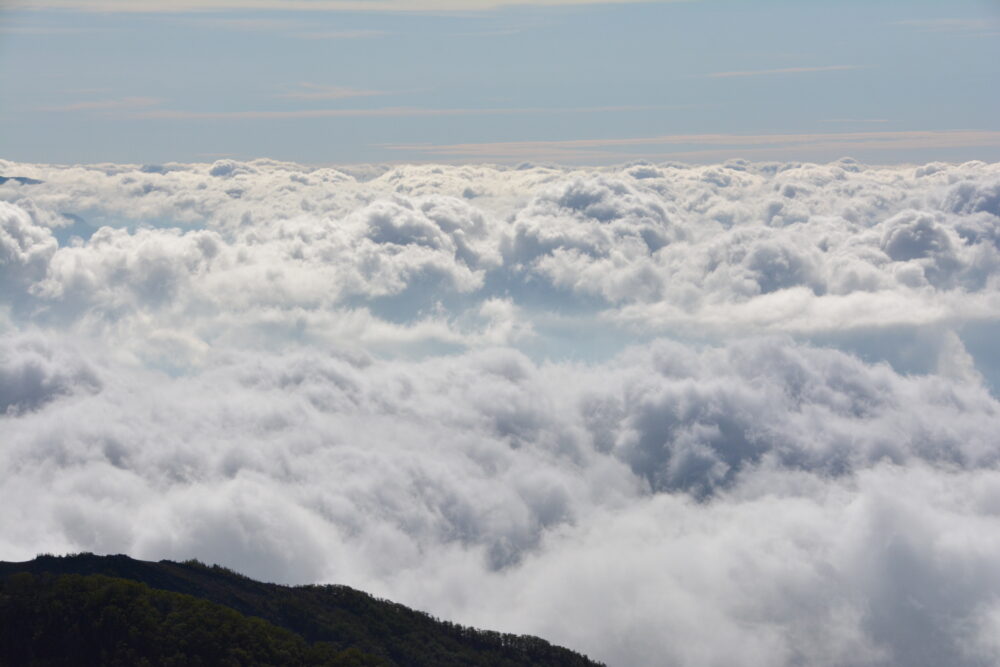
left=1, top=0, right=999, bottom=164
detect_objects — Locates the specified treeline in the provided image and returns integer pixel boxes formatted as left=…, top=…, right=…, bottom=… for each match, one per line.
left=0, top=572, right=382, bottom=666
left=0, top=554, right=604, bottom=667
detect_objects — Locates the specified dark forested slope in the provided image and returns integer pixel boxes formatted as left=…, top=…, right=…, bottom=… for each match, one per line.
left=0, top=554, right=603, bottom=667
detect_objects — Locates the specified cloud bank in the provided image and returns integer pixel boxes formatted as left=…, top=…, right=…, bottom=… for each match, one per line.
left=2, top=157, right=1000, bottom=666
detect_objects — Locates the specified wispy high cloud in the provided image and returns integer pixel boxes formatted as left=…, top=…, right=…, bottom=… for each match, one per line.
left=8, top=0, right=693, bottom=13
left=708, top=65, right=867, bottom=78
left=294, top=29, right=389, bottom=39
left=0, top=25, right=97, bottom=34
left=39, top=96, right=163, bottom=112
left=277, top=83, right=388, bottom=101
left=127, top=104, right=661, bottom=120
left=896, top=18, right=999, bottom=33
left=180, top=17, right=388, bottom=39
left=819, top=118, right=890, bottom=124
left=186, top=17, right=304, bottom=31
left=386, top=130, right=1000, bottom=162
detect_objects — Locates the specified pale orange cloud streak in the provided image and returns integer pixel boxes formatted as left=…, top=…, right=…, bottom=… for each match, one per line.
left=8, top=0, right=692, bottom=12
left=128, top=104, right=663, bottom=120
left=384, top=130, right=1000, bottom=163
left=708, top=65, right=867, bottom=78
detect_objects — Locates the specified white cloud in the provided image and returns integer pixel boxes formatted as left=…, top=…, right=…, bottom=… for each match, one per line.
left=3, top=157, right=1000, bottom=665
left=0, top=334, right=101, bottom=414
left=4, top=158, right=1000, bottom=356
left=2, top=335, right=1000, bottom=665
left=0, top=201, right=58, bottom=289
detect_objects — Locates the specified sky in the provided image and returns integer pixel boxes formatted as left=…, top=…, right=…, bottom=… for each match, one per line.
left=3, top=3, right=1000, bottom=667
left=1, top=0, right=1000, bottom=164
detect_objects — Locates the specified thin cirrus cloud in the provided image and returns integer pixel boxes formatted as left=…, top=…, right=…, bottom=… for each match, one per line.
left=180, top=18, right=389, bottom=39
left=38, top=96, right=163, bottom=112
left=820, top=118, right=890, bottom=124
left=7, top=0, right=692, bottom=12
left=708, top=64, right=868, bottom=78
left=127, top=104, right=664, bottom=120
left=294, top=29, right=390, bottom=39
left=895, top=18, right=999, bottom=33
left=185, top=17, right=305, bottom=30
left=276, top=83, right=389, bottom=100
left=386, top=129, right=1000, bottom=161
left=0, top=25, right=97, bottom=34
left=32, top=94, right=660, bottom=120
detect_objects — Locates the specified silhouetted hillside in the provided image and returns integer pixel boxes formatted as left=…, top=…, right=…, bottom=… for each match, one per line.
left=0, top=554, right=603, bottom=667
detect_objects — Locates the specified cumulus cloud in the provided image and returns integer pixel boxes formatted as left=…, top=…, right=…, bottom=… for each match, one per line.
left=8, top=156, right=997, bottom=349
left=0, top=201, right=58, bottom=291
left=3, top=157, right=1000, bottom=665
left=0, top=334, right=101, bottom=414
left=2, top=336, right=1000, bottom=665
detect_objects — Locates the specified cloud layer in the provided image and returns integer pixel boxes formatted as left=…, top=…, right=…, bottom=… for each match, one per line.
left=3, top=157, right=1000, bottom=666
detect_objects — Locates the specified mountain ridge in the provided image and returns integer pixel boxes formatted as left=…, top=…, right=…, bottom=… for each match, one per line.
left=0, top=553, right=603, bottom=667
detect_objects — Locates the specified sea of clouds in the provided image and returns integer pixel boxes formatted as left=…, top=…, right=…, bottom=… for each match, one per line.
left=2, top=157, right=1000, bottom=666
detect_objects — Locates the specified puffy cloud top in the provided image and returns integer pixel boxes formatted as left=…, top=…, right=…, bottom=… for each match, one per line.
left=3, top=158, right=1000, bottom=666
left=3, top=158, right=998, bottom=342
left=0, top=201, right=57, bottom=287
left=0, top=335, right=100, bottom=414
